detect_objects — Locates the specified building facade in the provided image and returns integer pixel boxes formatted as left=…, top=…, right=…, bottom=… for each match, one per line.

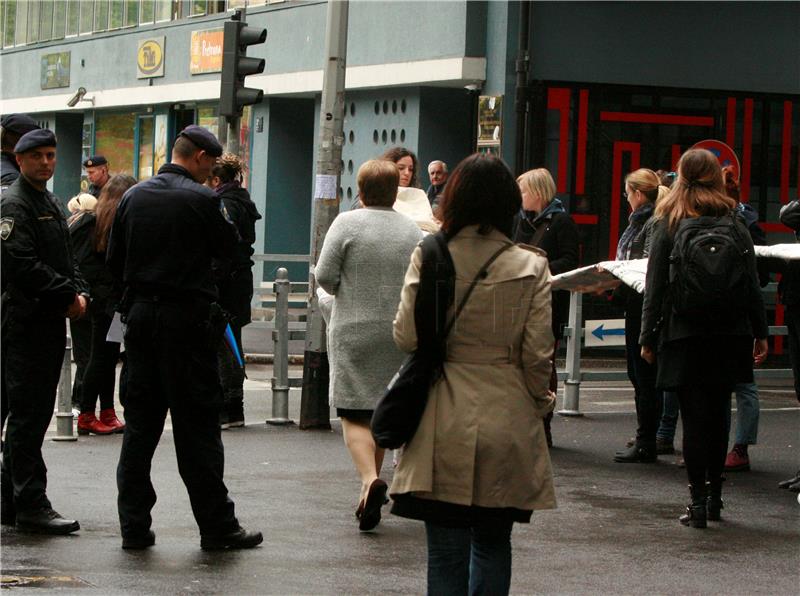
left=2, top=0, right=798, bottom=332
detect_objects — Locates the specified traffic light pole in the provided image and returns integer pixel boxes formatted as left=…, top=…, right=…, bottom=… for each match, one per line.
left=299, top=0, right=349, bottom=429
left=224, top=8, right=244, bottom=155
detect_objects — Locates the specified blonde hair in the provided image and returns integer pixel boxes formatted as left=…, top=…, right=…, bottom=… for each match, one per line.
left=358, top=159, right=399, bottom=207
left=516, top=168, right=556, bottom=207
left=67, top=192, right=98, bottom=214
left=625, top=168, right=661, bottom=203
left=655, top=149, right=735, bottom=233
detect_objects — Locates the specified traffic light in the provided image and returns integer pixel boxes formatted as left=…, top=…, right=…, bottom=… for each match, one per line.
left=220, top=18, right=267, bottom=118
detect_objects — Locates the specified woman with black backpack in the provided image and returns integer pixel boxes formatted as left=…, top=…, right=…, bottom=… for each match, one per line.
left=640, top=149, right=768, bottom=528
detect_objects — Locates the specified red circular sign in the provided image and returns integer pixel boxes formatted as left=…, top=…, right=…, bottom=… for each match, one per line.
left=690, top=139, right=740, bottom=181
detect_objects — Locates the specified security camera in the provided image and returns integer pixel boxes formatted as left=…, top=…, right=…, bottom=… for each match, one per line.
left=67, top=87, right=93, bottom=107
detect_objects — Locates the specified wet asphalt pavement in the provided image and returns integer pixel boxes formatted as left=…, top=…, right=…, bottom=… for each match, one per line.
left=1, top=364, right=798, bottom=594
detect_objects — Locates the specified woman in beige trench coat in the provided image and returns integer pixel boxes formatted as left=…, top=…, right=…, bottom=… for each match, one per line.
left=389, top=154, right=557, bottom=595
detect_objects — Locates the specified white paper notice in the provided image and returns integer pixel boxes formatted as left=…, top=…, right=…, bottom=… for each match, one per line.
left=106, top=312, right=124, bottom=343
left=314, top=174, right=338, bottom=199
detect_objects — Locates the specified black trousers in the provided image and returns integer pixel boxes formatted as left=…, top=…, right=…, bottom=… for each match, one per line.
left=116, top=301, right=238, bottom=538
left=785, top=303, right=800, bottom=401
left=80, top=306, right=121, bottom=414
left=2, top=314, right=65, bottom=513
left=217, top=322, right=245, bottom=409
left=677, top=384, right=732, bottom=488
left=70, top=317, right=92, bottom=409
left=625, top=310, right=662, bottom=444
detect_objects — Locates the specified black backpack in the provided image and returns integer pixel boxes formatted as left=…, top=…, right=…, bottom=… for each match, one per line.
left=668, top=214, right=752, bottom=320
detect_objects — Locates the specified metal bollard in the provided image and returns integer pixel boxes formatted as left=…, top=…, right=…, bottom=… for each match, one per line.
left=53, top=335, right=77, bottom=441
left=267, top=268, right=294, bottom=425
left=558, top=291, right=584, bottom=417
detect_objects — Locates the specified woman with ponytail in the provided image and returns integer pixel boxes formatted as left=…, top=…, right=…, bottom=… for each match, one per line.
left=207, top=154, right=262, bottom=429
left=613, top=169, right=670, bottom=463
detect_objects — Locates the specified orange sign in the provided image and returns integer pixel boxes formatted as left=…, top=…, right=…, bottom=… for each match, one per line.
left=190, top=29, right=224, bottom=75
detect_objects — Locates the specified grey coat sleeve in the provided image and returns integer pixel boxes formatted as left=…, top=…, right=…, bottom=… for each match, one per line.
left=315, top=216, right=347, bottom=295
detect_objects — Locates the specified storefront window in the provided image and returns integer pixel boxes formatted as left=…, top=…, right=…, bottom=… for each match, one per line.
left=95, top=112, right=136, bottom=177
left=137, top=117, right=155, bottom=180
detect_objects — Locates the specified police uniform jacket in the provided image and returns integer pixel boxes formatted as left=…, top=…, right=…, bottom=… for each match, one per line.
left=390, top=225, right=556, bottom=525
left=1, top=175, right=88, bottom=318
left=107, top=163, right=237, bottom=303
left=1, top=152, right=20, bottom=188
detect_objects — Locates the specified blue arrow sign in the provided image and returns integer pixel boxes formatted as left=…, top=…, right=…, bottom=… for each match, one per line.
left=592, top=323, right=625, bottom=341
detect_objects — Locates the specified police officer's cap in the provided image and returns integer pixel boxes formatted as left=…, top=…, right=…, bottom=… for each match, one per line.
left=14, top=129, right=57, bottom=154
left=82, top=155, right=107, bottom=168
left=178, top=125, right=223, bottom=158
left=1, top=114, right=40, bottom=136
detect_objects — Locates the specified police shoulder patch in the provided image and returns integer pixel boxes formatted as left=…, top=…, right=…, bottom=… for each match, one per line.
left=0, top=217, right=14, bottom=240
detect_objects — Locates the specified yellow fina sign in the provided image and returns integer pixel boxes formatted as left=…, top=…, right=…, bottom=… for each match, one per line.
left=137, top=37, right=165, bottom=79
left=190, top=29, right=224, bottom=75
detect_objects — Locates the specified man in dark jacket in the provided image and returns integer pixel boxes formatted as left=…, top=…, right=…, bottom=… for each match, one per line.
left=83, top=155, right=109, bottom=197
left=1, top=128, right=88, bottom=534
left=108, top=125, right=262, bottom=551
left=0, top=114, right=40, bottom=189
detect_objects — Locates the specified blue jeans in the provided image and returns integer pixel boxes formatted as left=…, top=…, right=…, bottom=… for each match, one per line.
left=657, top=391, right=680, bottom=443
left=725, top=381, right=760, bottom=445
left=425, top=520, right=513, bottom=596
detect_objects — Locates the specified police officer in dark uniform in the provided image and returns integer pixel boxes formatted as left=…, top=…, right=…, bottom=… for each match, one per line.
left=83, top=155, right=109, bottom=197
left=1, top=114, right=40, bottom=189
left=108, top=125, right=262, bottom=551
left=1, top=129, right=88, bottom=533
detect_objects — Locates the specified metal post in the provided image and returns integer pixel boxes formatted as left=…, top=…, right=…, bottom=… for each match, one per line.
left=558, top=291, right=584, bottom=417
left=300, top=0, right=348, bottom=430
left=268, top=268, right=293, bottom=425
left=53, top=337, right=76, bottom=441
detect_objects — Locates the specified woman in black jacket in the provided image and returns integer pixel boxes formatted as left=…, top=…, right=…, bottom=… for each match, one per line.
left=72, top=175, right=137, bottom=435
left=513, top=168, right=579, bottom=447
left=207, top=154, right=262, bottom=428
left=613, top=169, right=667, bottom=463
left=640, top=149, right=768, bottom=528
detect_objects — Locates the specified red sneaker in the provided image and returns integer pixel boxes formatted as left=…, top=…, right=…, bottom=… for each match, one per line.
left=724, top=444, right=750, bottom=472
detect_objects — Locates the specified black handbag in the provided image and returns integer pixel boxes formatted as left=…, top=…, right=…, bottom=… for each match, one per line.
left=371, top=233, right=513, bottom=449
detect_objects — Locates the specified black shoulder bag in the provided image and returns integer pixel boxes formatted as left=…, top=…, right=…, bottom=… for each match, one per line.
left=371, top=233, right=512, bottom=449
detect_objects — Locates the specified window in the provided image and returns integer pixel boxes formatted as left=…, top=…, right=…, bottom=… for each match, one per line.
left=14, top=0, right=27, bottom=45
left=2, top=0, right=15, bottom=47
left=124, top=0, right=139, bottom=26
left=95, top=112, right=137, bottom=177
left=53, top=1, right=67, bottom=38
left=192, top=1, right=207, bottom=17
left=155, top=0, right=172, bottom=22
left=137, top=116, right=155, bottom=180
left=27, top=0, right=40, bottom=44
left=66, top=0, right=80, bottom=36
left=140, top=0, right=154, bottom=24
left=39, top=0, right=54, bottom=41
left=94, top=0, right=110, bottom=31
left=80, top=0, right=94, bottom=34
left=110, top=0, right=124, bottom=29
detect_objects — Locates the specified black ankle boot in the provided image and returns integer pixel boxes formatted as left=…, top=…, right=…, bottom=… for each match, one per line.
left=706, top=479, right=724, bottom=521
left=680, top=484, right=707, bottom=528
left=614, top=442, right=657, bottom=463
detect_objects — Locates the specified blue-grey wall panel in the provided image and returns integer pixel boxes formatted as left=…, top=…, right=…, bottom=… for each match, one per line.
left=529, top=1, right=800, bottom=94
left=417, top=87, right=473, bottom=179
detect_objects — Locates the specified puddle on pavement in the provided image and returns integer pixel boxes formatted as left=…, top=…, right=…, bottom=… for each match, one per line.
left=0, top=569, right=93, bottom=589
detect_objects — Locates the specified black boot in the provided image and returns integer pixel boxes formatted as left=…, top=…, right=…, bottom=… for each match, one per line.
left=614, top=441, right=657, bottom=463
left=679, top=484, right=707, bottom=529
left=707, top=479, right=724, bottom=521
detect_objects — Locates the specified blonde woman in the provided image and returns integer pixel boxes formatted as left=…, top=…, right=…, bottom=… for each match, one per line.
left=612, top=169, right=667, bottom=463
left=513, top=168, right=578, bottom=447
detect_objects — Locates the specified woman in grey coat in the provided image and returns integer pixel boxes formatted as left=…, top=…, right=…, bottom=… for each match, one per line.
left=315, top=159, right=423, bottom=531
